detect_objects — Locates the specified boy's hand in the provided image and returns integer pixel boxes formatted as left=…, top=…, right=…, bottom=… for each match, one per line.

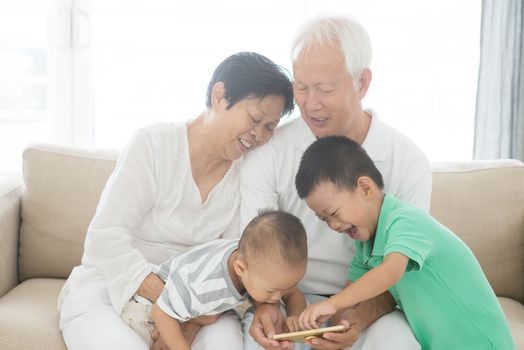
left=298, top=300, right=337, bottom=330
left=284, top=315, right=300, bottom=333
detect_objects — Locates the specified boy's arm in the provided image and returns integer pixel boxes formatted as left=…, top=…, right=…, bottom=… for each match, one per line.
left=152, top=303, right=191, bottom=350
left=330, top=252, right=408, bottom=310
left=299, top=253, right=408, bottom=329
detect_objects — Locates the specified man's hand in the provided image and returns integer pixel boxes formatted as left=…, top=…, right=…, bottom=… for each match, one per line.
left=249, top=303, right=293, bottom=350
left=305, top=318, right=360, bottom=350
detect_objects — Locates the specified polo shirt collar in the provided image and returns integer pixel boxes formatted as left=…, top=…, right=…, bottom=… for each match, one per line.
left=371, top=194, right=401, bottom=258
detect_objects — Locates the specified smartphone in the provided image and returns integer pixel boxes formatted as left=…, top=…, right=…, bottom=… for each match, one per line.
left=271, top=325, right=346, bottom=342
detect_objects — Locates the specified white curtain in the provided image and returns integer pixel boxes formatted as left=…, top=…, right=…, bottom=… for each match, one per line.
left=474, top=0, right=524, bottom=161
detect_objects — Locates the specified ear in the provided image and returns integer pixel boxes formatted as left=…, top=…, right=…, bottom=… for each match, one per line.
left=210, top=82, right=227, bottom=110
left=358, top=68, right=372, bottom=99
left=357, top=176, right=377, bottom=199
left=233, top=256, right=248, bottom=277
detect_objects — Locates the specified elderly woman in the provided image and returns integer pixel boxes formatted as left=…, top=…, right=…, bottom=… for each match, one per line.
left=58, top=52, right=294, bottom=350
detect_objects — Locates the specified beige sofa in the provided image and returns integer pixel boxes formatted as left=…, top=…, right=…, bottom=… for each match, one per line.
left=0, top=144, right=523, bottom=349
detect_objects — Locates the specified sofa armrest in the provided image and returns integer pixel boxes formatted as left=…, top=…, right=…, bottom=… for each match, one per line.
left=0, top=173, right=23, bottom=297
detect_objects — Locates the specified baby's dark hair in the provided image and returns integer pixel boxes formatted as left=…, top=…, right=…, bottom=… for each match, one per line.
left=206, top=52, right=294, bottom=117
left=239, top=209, right=307, bottom=268
left=295, top=136, right=384, bottom=199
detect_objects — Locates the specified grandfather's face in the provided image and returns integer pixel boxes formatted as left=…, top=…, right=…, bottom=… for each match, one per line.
left=292, top=43, right=367, bottom=140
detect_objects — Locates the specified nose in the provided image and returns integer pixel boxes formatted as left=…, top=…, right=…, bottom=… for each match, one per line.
left=302, top=89, right=322, bottom=112
left=249, top=124, right=267, bottom=144
left=326, top=218, right=341, bottom=232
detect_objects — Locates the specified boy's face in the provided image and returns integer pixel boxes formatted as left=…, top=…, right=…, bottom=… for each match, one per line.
left=305, top=180, right=377, bottom=241
left=239, top=258, right=305, bottom=304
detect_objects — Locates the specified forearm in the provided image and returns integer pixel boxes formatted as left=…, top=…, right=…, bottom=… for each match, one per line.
left=331, top=253, right=407, bottom=310
left=331, top=264, right=398, bottom=310
left=283, top=287, right=306, bottom=316
left=152, top=303, right=190, bottom=350
left=138, top=273, right=165, bottom=302
left=335, top=290, right=396, bottom=331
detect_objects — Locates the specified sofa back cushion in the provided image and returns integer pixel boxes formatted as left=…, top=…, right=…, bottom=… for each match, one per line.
left=430, top=159, right=524, bottom=303
left=20, top=144, right=117, bottom=281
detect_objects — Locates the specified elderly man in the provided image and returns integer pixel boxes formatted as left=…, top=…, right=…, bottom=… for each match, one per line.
left=240, top=15, right=431, bottom=350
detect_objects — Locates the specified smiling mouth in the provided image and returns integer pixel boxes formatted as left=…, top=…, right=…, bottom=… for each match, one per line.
left=310, top=116, right=329, bottom=125
left=342, top=225, right=358, bottom=239
left=239, top=138, right=253, bottom=149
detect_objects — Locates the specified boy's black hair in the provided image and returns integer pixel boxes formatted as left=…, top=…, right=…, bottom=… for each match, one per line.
left=295, top=136, right=384, bottom=199
left=239, top=209, right=307, bottom=268
left=205, top=52, right=294, bottom=117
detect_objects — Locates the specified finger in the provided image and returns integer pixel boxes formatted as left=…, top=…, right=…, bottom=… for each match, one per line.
left=251, top=321, right=280, bottom=348
left=260, top=313, right=278, bottom=338
left=298, top=311, right=311, bottom=330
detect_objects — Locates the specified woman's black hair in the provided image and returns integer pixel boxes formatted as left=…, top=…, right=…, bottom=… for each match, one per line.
left=206, top=52, right=294, bottom=116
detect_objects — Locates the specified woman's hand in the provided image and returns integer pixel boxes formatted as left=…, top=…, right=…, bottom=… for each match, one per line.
left=138, top=273, right=165, bottom=302
left=190, top=314, right=220, bottom=326
left=298, top=300, right=337, bottom=330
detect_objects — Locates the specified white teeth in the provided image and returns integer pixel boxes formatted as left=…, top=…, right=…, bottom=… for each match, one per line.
left=239, top=138, right=252, bottom=148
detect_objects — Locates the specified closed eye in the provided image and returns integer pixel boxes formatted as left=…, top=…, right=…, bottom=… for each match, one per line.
left=265, top=123, right=276, bottom=132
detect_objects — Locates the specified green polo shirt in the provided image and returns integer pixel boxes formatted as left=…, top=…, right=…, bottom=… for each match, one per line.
left=348, top=194, right=514, bottom=350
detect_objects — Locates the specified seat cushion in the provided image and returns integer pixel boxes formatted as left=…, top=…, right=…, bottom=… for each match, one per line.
left=0, top=278, right=66, bottom=350
left=20, top=144, right=118, bottom=281
left=499, top=297, right=524, bottom=348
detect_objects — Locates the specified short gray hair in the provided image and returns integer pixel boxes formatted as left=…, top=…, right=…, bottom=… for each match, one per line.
left=291, top=15, right=372, bottom=81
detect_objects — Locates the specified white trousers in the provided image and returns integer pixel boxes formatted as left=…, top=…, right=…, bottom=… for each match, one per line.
left=59, top=278, right=243, bottom=350
left=242, top=294, right=421, bottom=350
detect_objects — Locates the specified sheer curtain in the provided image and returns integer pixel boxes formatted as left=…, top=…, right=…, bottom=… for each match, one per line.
left=474, top=0, right=524, bottom=161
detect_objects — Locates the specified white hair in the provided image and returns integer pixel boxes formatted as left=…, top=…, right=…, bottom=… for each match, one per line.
left=291, top=15, right=372, bottom=80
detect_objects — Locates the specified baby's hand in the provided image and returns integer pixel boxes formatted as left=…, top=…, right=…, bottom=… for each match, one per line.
left=284, top=315, right=300, bottom=332
left=298, top=300, right=337, bottom=330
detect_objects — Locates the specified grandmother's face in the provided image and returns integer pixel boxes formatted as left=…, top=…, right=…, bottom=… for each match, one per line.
left=216, top=94, right=284, bottom=161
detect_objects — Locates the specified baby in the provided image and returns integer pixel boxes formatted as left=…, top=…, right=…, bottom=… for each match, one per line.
left=122, top=209, right=308, bottom=350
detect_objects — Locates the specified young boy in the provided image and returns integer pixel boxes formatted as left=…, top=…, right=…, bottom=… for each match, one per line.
left=294, top=136, right=514, bottom=350
left=121, top=210, right=308, bottom=350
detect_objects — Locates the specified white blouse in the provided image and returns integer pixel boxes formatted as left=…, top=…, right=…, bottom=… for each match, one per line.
left=60, top=123, right=241, bottom=313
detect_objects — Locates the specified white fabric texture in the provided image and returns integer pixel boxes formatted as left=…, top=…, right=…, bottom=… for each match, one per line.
left=59, top=123, right=241, bottom=314
left=240, top=111, right=432, bottom=295
left=60, top=278, right=243, bottom=350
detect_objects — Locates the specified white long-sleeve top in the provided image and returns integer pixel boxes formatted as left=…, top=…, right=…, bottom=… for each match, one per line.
left=240, top=110, right=432, bottom=295
left=59, top=123, right=241, bottom=313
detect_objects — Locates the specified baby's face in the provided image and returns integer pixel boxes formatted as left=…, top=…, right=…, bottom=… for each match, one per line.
left=305, top=181, right=375, bottom=241
left=242, top=260, right=305, bottom=304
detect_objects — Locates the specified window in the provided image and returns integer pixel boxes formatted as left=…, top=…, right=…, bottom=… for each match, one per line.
left=0, top=0, right=72, bottom=174
left=1, top=0, right=481, bottom=176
